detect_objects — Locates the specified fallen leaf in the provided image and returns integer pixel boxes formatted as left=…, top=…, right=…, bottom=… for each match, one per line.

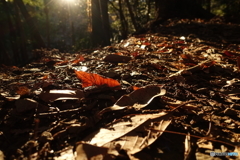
left=103, top=54, right=132, bottom=63
left=39, top=89, right=85, bottom=103
left=237, top=56, right=240, bottom=71
left=55, top=60, right=69, bottom=66
left=223, top=50, right=233, bottom=57
left=71, top=56, right=85, bottom=65
left=75, top=70, right=121, bottom=89
left=83, top=112, right=171, bottom=154
left=75, top=142, right=117, bottom=160
left=16, top=86, right=30, bottom=96
left=98, top=86, right=166, bottom=114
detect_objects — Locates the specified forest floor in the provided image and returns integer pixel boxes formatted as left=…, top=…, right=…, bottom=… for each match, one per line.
left=0, top=18, right=240, bottom=160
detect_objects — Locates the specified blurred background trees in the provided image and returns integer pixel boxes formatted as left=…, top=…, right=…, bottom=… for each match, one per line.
left=0, top=0, right=240, bottom=65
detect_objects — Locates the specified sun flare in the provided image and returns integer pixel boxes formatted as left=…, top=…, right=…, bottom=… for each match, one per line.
left=63, top=0, right=75, bottom=3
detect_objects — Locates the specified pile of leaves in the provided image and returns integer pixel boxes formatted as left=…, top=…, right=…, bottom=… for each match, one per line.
left=0, top=19, right=240, bottom=160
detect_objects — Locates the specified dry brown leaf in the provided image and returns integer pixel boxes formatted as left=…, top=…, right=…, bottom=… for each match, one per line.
left=103, top=54, right=132, bottom=63
left=75, top=142, right=117, bottom=160
left=16, top=86, right=30, bottom=96
left=39, top=89, right=84, bottom=103
left=98, top=86, right=166, bottom=115
left=83, top=112, right=171, bottom=154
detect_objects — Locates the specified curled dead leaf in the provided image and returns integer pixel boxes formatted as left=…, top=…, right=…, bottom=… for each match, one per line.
left=75, top=70, right=121, bottom=89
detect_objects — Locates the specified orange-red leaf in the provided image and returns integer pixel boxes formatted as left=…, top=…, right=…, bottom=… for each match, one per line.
left=75, top=70, right=121, bottom=89
left=223, top=51, right=233, bottom=57
left=132, top=86, right=140, bottom=90
left=55, top=60, right=68, bottom=66
left=237, top=56, right=240, bottom=70
left=16, top=86, right=30, bottom=96
left=131, top=52, right=139, bottom=58
left=142, top=42, right=151, bottom=46
left=71, top=56, right=85, bottom=65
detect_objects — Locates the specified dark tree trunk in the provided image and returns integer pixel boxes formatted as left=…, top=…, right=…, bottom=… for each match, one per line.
left=43, top=0, right=50, bottom=47
left=15, top=0, right=45, bottom=48
left=125, top=0, right=138, bottom=31
left=205, top=0, right=211, bottom=12
left=118, top=0, right=128, bottom=39
left=1, top=0, right=19, bottom=64
left=91, top=0, right=111, bottom=47
left=99, top=0, right=111, bottom=45
left=14, top=0, right=28, bottom=64
left=146, top=0, right=152, bottom=22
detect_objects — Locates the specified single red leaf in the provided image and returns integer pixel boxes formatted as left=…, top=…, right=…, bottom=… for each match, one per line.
left=237, top=56, right=240, bottom=70
left=42, top=75, right=49, bottom=80
left=142, top=42, right=151, bottom=46
left=223, top=51, right=233, bottom=57
left=184, top=63, right=196, bottom=66
left=175, top=40, right=184, bottom=44
left=75, top=70, right=121, bottom=89
left=131, top=52, right=139, bottom=58
left=71, top=56, right=85, bottom=65
left=201, top=60, right=216, bottom=69
left=151, top=64, right=165, bottom=70
left=132, top=86, right=140, bottom=90
left=114, top=52, right=123, bottom=55
left=16, top=86, right=30, bottom=96
left=55, top=60, right=68, bottom=66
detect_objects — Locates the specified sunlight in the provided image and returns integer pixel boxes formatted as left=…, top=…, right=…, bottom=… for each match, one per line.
left=62, top=0, right=75, bottom=3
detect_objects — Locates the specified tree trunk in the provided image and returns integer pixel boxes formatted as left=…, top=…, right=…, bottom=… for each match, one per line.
left=99, top=0, right=111, bottom=45
left=205, top=0, right=211, bottom=12
left=15, top=0, right=45, bottom=48
left=125, top=0, right=138, bottom=31
left=118, top=0, right=128, bottom=39
left=14, top=0, right=28, bottom=64
left=43, top=0, right=50, bottom=47
left=1, top=0, right=19, bottom=65
left=146, top=0, right=152, bottom=22
left=91, top=0, right=110, bottom=47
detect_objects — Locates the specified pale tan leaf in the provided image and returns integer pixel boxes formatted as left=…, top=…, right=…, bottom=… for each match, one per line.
left=102, top=113, right=171, bottom=154
left=39, top=89, right=84, bottom=103
left=75, top=142, right=117, bottom=160
left=98, top=86, right=166, bottom=115
left=83, top=112, right=171, bottom=154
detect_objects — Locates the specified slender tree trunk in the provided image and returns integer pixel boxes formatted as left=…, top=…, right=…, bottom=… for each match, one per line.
left=0, top=38, right=8, bottom=65
left=1, top=0, right=19, bottom=64
left=91, top=0, right=110, bottom=47
left=146, top=0, right=151, bottom=22
left=99, top=0, right=111, bottom=45
left=15, top=0, right=45, bottom=48
left=118, top=0, right=128, bottom=39
left=43, top=0, right=50, bottom=47
left=125, top=0, right=138, bottom=31
left=13, top=0, right=28, bottom=64
left=205, top=0, right=211, bottom=12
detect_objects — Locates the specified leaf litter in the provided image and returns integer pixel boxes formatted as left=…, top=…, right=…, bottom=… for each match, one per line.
left=0, top=18, right=240, bottom=159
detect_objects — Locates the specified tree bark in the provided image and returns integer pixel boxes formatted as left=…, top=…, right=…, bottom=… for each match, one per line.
left=43, top=0, right=50, bottom=47
left=1, top=0, right=19, bottom=64
left=125, top=0, right=138, bottom=31
left=91, top=0, right=110, bottom=47
left=118, top=0, right=128, bottom=39
left=99, top=0, right=111, bottom=45
left=15, top=0, right=45, bottom=48
left=14, top=0, right=28, bottom=64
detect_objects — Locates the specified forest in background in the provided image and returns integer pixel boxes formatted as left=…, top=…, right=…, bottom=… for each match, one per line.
left=0, top=0, right=240, bottom=66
